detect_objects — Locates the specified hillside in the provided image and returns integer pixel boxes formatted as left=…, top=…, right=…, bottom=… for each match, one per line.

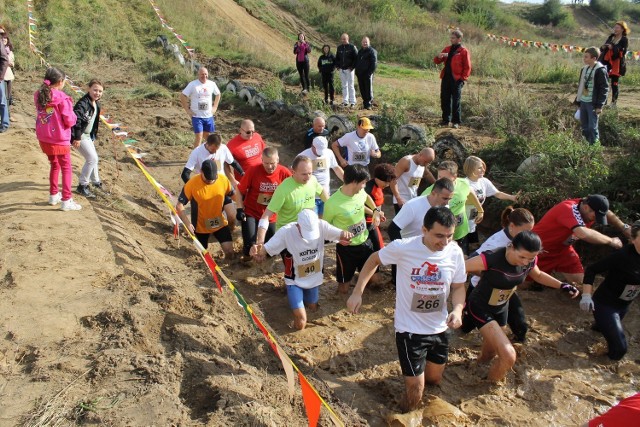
left=1, top=0, right=639, bottom=426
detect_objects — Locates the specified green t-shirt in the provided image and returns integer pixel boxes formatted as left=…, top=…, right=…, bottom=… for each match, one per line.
left=421, top=178, right=471, bottom=240
left=323, top=187, right=369, bottom=246
left=267, top=176, right=323, bottom=229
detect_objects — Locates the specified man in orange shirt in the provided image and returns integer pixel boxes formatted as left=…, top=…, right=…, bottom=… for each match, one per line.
left=176, top=160, right=243, bottom=260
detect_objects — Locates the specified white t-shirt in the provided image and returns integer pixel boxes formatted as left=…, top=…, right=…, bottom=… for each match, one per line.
left=392, top=196, right=433, bottom=239
left=264, top=220, right=343, bottom=289
left=470, top=228, right=511, bottom=288
left=184, top=143, right=235, bottom=178
left=466, top=177, right=498, bottom=233
left=337, top=131, right=379, bottom=166
left=393, top=156, right=425, bottom=204
left=299, top=148, right=339, bottom=195
left=182, top=79, right=221, bottom=118
left=378, top=237, right=466, bottom=335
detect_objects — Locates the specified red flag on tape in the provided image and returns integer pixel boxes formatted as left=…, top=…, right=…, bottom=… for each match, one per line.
left=202, top=252, right=223, bottom=292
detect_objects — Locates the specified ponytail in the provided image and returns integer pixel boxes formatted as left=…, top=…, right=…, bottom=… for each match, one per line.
left=36, top=67, right=66, bottom=110
left=500, top=206, right=534, bottom=228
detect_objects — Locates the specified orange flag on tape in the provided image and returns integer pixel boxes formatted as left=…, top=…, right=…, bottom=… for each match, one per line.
left=299, top=372, right=321, bottom=427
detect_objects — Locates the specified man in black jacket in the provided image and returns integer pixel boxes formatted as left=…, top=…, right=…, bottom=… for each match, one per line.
left=0, top=38, right=9, bottom=133
left=355, top=37, right=377, bottom=110
left=336, top=33, right=358, bottom=107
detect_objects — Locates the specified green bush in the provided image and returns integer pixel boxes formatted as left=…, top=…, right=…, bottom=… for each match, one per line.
left=414, top=0, right=451, bottom=12
left=528, top=0, right=569, bottom=27
left=589, top=0, right=626, bottom=21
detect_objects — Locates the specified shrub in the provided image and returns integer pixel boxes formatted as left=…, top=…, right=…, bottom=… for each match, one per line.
left=414, top=0, right=452, bottom=12
left=528, top=0, right=569, bottom=27
left=589, top=0, right=626, bottom=21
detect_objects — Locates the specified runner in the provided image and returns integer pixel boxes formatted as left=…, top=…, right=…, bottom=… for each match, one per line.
left=580, top=220, right=640, bottom=361
left=364, top=163, right=395, bottom=251
left=180, top=67, right=221, bottom=148
left=331, top=117, right=380, bottom=168
left=251, top=209, right=353, bottom=330
left=299, top=135, right=344, bottom=217
left=421, top=160, right=483, bottom=253
left=324, top=164, right=382, bottom=294
left=237, top=147, right=291, bottom=260
left=464, top=231, right=578, bottom=382
left=227, top=119, right=267, bottom=182
left=176, top=160, right=242, bottom=260
left=346, top=206, right=466, bottom=412
left=463, top=156, right=519, bottom=253
left=461, top=207, right=535, bottom=342
left=391, top=148, right=436, bottom=213
left=583, top=393, right=640, bottom=427
left=181, top=133, right=244, bottom=230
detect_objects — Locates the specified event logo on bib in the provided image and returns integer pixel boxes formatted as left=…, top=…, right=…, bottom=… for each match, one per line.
left=409, top=261, right=442, bottom=287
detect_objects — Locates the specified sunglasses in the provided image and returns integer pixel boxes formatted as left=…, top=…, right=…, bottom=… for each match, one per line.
left=242, top=129, right=255, bottom=135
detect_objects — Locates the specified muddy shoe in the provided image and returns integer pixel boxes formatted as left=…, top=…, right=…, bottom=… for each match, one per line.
left=76, top=184, right=96, bottom=198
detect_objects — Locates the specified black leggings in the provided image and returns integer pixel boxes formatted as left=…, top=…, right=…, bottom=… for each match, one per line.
left=610, top=75, right=620, bottom=103
left=296, top=61, right=310, bottom=91
left=321, top=72, right=334, bottom=101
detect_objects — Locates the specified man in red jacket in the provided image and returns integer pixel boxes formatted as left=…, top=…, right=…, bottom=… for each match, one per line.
left=434, top=30, right=471, bottom=129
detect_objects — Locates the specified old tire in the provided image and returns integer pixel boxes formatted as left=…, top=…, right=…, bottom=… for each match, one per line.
left=326, top=114, right=354, bottom=138
left=432, top=135, right=467, bottom=167
left=394, top=124, right=430, bottom=145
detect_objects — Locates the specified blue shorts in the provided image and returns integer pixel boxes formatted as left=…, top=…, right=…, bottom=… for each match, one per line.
left=191, top=116, right=215, bottom=134
left=314, top=198, right=325, bottom=216
left=286, top=285, right=320, bottom=310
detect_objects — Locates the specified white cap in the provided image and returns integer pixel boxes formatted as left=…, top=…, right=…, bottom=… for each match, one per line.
left=297, top=209, right=320, bottom=241
left=312, top=136, right=328, bottom=156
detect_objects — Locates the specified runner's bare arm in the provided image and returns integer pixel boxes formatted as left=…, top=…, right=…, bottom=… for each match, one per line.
left=332, top=165, right=345, bottom=182
left=528, top=266, right=578, bottom=297
left=447, top=282, right=466, bottom=328
left=180, top=93, right=192, bottom=117
left=346, top=252, right=381, bottom=314
left=176, top=202, right=194, bottom=233
left=573, top=226, right=622, bottom=248
left=423, top=168, right=436, bottom=185
left=464, top=255, right=486, bottom=276
left=331, top=140, right=347, bottom=167
left=606, top=210, right=632, bottom=239
left=256, top=209, right=275, bottom=244
left=212, top=93, right=220, bottom=115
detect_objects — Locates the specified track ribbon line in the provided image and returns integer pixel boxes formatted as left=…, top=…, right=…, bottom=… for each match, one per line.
left=27, top=1, right=345, bottom=425
left=148, top=0, right=195, bottom=58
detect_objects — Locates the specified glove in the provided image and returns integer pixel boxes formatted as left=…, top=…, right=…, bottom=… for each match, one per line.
left=560, top=282, right=578, bottom=297
left=580, top=293, right=594, bottom=312
left=236, top=208, right=246, bottom=222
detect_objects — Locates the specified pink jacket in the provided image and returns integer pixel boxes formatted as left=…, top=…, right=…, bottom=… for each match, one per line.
left=34, top=88, right=77, bottom=145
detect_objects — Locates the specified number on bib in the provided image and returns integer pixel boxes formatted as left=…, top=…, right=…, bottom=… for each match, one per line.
left=348, top=220, right=366, bottom=236
left=198, top=102, right=208, bottom=111
left=620, top=285, right=640, bottom=301
left=257, top=193, right=272, bottom=206
left=298, top=259, right=321, bottom=278
left=409, top=177, right=421, bottom=187
left=488, top=287, right=516, bottom=306
left=353, top=152, right=367, bottom=162
left=410, top=293, right=444, bottom=313
left=313, top=159, right=327, bottom=170
left=455, top=214, right=464, bottom=226
left=206, top=217, right=223, bottom=229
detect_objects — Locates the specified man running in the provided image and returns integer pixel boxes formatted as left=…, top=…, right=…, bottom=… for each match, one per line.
left=303, top=116, right=330, bottom=149
left=391, top=147, right=437, bottom=213
left=331, top=117, right=380, bottom=168
left=347, top=206, right=466, bottom=412
left=227, top=119, right=267, bottom=182
left=299, top=136, right=344, bottom=217
left=180, top=67, right=221, bottom=148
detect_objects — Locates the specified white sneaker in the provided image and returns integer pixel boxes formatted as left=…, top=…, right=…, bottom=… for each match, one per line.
left=48, top=193, right=62, bottom=205
left=60, top=198, right=82, bottom=211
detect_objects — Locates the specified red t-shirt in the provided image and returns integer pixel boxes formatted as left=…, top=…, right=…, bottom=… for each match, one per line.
left=238, top=163, right=292, bottom=222
left=589, top=393, right=640, bottom=427
left=533, top=198, right=594, bottom=253
left=227, top=133, right=267, bottom=181
left=364, top=179, right=384, bottom=224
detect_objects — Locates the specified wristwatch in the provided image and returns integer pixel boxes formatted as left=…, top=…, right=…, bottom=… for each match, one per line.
left=623, top=224, right=631, bottom=231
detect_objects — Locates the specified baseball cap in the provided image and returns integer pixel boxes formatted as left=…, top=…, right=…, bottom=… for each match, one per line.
left=201, top=159, right=218, bottom=181
left=586, top=194, right=609, bottom=225
left=358, top=117, right=374, bottom=130
left=298, top=209, right=320, bottom=241
left=312, top=136, right=328, bottom=156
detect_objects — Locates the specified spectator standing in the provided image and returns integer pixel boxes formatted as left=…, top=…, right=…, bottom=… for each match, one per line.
left=294, top=32, right=311, bottom=94
left=317, top=44, right=336, bottom=105
left=575, top=47, right=608, bottom=145
left=434, top=30, right=471, bottom=129
left=355, top=37, right=377, bottom=110
left=336, top=33, right=358, bottom=107
left=599, top=21, right=629, bottom=107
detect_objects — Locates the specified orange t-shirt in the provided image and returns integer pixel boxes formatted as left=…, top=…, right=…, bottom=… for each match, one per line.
left=179, top=174, right=232, bottom=233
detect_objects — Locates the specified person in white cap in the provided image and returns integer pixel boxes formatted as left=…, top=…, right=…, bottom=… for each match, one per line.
left=299, top=136, right=344, bottom=217
left=251, top=209, right=353, bottom=330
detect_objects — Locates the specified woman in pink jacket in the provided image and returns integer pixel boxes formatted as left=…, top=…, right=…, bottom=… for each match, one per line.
left=34, top=67, right=80, bottom=211
left=293, top=32, right=311, bottom=93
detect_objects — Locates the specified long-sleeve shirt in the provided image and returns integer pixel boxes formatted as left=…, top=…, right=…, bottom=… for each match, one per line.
left=584, top=244, right=640, bottom=308
left=0, top=43, right=8, bottom=81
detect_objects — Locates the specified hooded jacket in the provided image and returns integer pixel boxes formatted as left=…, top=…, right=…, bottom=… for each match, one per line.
left=34, top=88, right=77, bottom=145
left=71, top=93, right=101, bottom=141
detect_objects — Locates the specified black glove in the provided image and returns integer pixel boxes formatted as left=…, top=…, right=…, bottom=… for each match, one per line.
left=560, top=282, right=578, bottom=296
left=236, top=208, right=246, bottom=222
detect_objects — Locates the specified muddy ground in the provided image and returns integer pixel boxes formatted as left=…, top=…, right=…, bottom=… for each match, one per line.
left=0, top=61, right=638, bottom=427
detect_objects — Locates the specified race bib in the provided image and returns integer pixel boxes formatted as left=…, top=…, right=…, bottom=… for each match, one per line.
left=353, top=152, right=367, bottom=162
left=409, top=177, right=421, bottom=187
left=410, top=292, right=445, bottom=313
left=198, top=101, right=209, bottom=111
left=455, top=213, right=464, bottom=226
left=298, top=259, right=321, bottom=278
left=347, top=220, right=366, bottom=236
left=488, top=287, right=517, bottom=306
left=469, top=207, right=478, bottom=220
left=620, top=284, right=640, bottom=301
left=313, top=159, right=327, bottom=170
left=257, top=193, right=272, bottom=206
left=206, top=216, right=224, bottom=230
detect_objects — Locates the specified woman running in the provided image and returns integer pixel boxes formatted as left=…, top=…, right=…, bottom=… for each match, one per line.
left=464, top=231, right=578, bottom=382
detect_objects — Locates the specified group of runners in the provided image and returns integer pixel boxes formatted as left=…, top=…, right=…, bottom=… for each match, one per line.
left=176, top=68, right=639, bottom=413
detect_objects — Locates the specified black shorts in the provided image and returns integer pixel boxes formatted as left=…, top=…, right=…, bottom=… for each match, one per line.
left=223, top=195, right=233, bottom=206
left=195, top=226, right=233, bottom=248
left=396, top=331, right=449, bottom=376
left=335, top=239, right=374, bottom=283
left=465, top=299, right=508, bottom=330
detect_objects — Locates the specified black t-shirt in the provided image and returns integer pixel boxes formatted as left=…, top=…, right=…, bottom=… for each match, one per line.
left=303, top=128, right=330, bottom=149
left=586, top=244, right=640, bottom=308
left=469, top=247, right=536, bottom=313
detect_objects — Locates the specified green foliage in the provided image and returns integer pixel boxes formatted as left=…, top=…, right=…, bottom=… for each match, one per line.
left=589, top=0, right=626, bottom=21
left=479, top=133, right=609, bottom=218
left=414, top=0, right=451, bottom=12
left=528, top=0, right=575, bottom=29
left=259, top=77, right=286, bottom=101
left=603, top=155, right=640, bottom=219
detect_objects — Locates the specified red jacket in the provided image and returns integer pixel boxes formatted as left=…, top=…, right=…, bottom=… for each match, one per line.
left=434, top=45, right=471, bottom=82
